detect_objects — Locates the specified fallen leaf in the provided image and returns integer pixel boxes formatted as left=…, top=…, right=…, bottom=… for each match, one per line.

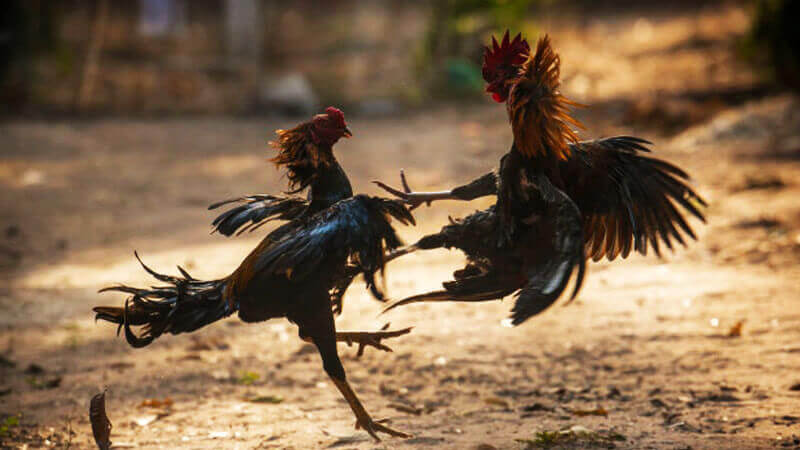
left=483, top=397, right=510, bottom=409
left=238, top=371, right=260, bottom=385
left=571, top=406, right=608, bottom=417
left=521, top=402, right=554, bottom=412
left=728, top=321, right=744, bottom=337
left=139, top=398, right=173, bottom=408
left=246, top=395, right=283, bottom=404
left=90, top=391, right=112, bottom=450
left=387, top=402, right=423, bottom=415
left=108, top=362, right=135, bottom=370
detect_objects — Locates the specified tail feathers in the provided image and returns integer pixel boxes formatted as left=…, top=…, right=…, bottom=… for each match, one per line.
left=94, top=252, right=233, bottom=348
left=209, top=195, right=308, bottom=236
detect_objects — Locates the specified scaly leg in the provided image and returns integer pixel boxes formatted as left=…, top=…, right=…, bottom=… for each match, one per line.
left=336, top=325, right=412, bottom=357
left=309, top=333, right=411, bottom=441
left=383, top=245, right=419, bottom=264
left=331, top=377, right=411, bottom=441
left=372, top=169, right=456, bottom=210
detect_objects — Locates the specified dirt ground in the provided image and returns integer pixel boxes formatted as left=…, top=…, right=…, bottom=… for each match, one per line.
left=2, top=4, right=800, bottom=449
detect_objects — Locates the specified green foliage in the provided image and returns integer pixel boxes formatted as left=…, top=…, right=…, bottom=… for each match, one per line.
left=238, top=371, right=261, bottom=385
left=246, top=395, right=284, bottom=404
left=739, top=0, right=800, bottom=90
left=415, top=0, right=546, bottom=100
left=0, top=415, right=20, bottom=437
left=516, top=427, right=626, bottom=449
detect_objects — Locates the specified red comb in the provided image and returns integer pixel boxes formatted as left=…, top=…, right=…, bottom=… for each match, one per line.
left=324, top=106, right=346, bottom=127
left=482, top=30, right=530, bottom=83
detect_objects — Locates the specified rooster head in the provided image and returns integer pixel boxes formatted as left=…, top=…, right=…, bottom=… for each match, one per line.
left=482, top=30, right=530, bottom=103
left=311, top=106, right=352, bottom=146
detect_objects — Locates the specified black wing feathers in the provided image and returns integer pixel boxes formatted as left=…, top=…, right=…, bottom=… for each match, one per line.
left=563, top=136, right=706, bottom=261
left=209, top=195, right=308, bottom=236
left=251, top=195, right=414, bottom=294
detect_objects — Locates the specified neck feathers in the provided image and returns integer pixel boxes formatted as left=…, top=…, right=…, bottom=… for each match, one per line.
left=270, top=122, right=334, bottom=193
left=508, top=35, right=583, bottom=161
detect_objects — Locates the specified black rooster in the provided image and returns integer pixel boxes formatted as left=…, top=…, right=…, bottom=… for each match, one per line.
left=94, top=108, right=414, bottom=441
left=376, top=32, right=706, bottom=261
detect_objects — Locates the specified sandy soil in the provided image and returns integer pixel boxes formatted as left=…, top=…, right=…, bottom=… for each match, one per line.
left=2, top=4, right=800, bottom=449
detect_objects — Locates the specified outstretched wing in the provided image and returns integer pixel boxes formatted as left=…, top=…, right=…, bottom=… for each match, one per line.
left=561, top=136, right=706, bottom=261
left=232, top=195, right=414, bottom=297
left=209, top=194, right=308, bottom=236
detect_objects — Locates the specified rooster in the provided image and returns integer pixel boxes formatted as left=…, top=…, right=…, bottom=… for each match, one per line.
left=94, top=108, right=414, bottom=441
left=207, top=107, right=368, bottom=315
left=376, top=31, right=706, bottom=261
left=374, top=32, right=705, bottom=321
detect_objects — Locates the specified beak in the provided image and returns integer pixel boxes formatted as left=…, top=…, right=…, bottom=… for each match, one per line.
left=343, top=127, right=352, bottom=138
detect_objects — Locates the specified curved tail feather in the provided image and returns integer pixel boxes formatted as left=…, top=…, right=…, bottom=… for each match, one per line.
left=94, top=252, right=234, bottom=348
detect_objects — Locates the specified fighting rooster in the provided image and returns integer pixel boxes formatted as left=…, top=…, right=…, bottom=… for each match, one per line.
left=377, top=32, right=706, bottom=261
left=94, top=108, right=414, bottom=441
left=375, top=32, right=705, bottom=321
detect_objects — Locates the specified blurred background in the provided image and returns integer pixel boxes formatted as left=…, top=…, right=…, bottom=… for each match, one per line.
left=2, top=1, right=800, bottom=448
left=2, top=0, right=798, bottom=116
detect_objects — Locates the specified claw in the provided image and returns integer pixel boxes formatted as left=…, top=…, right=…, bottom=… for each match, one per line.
left=355, top=418, right=411, bottom=441
left=337, top=327, right=413, bottom=358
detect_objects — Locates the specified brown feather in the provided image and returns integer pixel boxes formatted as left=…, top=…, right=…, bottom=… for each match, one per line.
left=508, top=35, right=583, bottom=161
left=269, top=123, right=333, bottom=192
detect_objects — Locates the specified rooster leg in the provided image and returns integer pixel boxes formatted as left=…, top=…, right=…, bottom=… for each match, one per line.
left=298, top=303, right=410, bottom=441
left=372, top=170, right=455, bottom=210
left=336, top=326, right=412, bottom=357
left=310, top=334, right=411, bottom=441
left=383, top=245, right=419, bottom=264
left=331, top=377, right=411, bottom=441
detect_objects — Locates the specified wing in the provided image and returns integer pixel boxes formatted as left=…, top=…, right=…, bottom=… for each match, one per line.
left=561, top=136, right=707, bottom=261
left=509, top=174, right=585, bottom=325
left=234, top=195, right=414, bottom=297
left=208, top=194, right=308, bottom=236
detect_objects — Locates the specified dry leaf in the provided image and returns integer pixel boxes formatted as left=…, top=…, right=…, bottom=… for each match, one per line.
left=246, top=395, right=283, bottom=404
left=387, top=402, right=423, bottom=415
left=90, top=391, right=112, bottom=450
left=139, top=398, right=173, bottom=408
left=728, top=321, right=744, bottom=337
left=571, top=406, right=608, bottom=417
left=483, top=397, right=510, bottom=409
